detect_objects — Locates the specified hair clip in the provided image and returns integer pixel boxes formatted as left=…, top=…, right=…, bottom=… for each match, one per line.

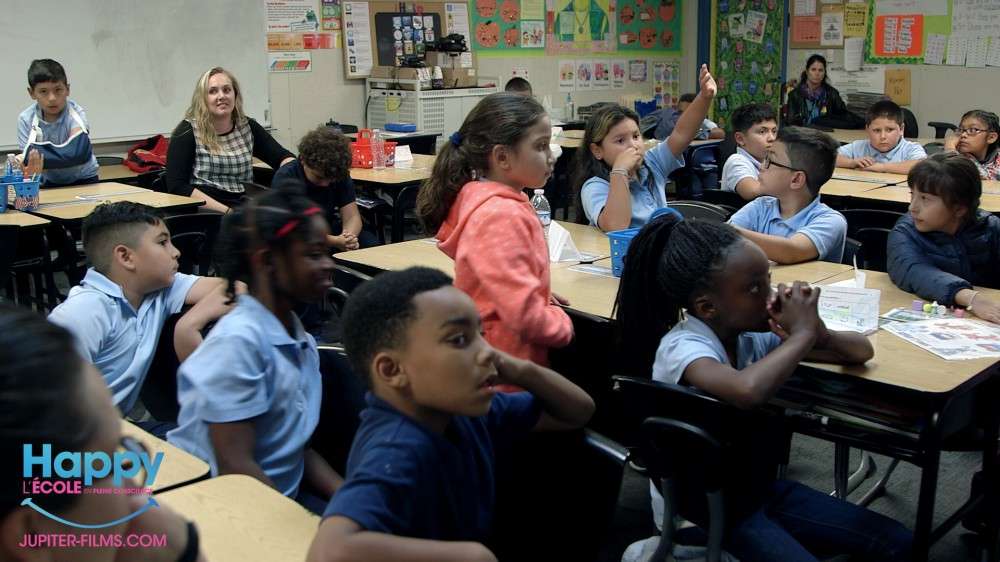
left=275, top=206, right=323, bottom=238
left=450, top=132, right=463, bottom=147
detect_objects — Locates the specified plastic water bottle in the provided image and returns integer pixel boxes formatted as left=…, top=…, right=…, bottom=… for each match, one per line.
left=565, top=93, right=575, bottom=121
left=531, top=189, right=551, bottom=239
left=6, top=154, right=22, bottom=180
left=372, top=129, right=386, bottom=170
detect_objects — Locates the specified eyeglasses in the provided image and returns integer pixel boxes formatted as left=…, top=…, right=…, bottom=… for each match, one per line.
left=762, top=153, right=806, bottom=176
left=957, top=127, right=989, bottom=136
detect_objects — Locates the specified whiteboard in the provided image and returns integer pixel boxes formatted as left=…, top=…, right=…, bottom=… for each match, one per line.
left=1, top=0, right=268, bottom=149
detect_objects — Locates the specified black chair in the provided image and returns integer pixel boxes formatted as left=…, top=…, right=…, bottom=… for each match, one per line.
left=0, top=225, right=19, bottom=302
left=853, top=227, right=893, bottom=272
left=613, top=375, right=791, bottom=562
left=842, top=237, right=861, bottom=266
left=165, top=213, right=223, bottom=276
left=670, top=201, right=732, bottom=222
left=924, top=142, right=945, bottom=156
left=928, top=121, right=957, bottom=139
left=700, top=189, right=748, bottom=213
left=355, top=194, right=391, bottom=244
left=96, top=155, right=124, bottom=166
left=840, top=208, right=903, bottom=233
left=901, top=108, right=919, bottom=139
left=252, top=164, right=276, bottom=187
left=149, top=172, right=167, bottom=193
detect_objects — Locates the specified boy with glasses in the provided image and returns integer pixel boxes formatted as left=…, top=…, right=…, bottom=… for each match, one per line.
left=727, top=127, right=847, bottom=263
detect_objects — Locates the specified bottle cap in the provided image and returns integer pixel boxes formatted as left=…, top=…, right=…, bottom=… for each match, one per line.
left=534, top=189, right=544, bottom=195
left=911, top=300, right=923, bottom=311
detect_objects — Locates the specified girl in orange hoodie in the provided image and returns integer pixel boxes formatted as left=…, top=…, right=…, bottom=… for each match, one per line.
left=416, top=93, right=573, bottom=370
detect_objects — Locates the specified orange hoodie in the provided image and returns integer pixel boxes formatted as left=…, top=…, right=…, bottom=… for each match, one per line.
left=437, top=180, right=574, bottom=366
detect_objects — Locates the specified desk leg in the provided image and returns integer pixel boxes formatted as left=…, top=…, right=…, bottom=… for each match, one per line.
left=981, top=401, right=1000, bottom=562
left=913, top=448, right=941, bottom=562
left=391, top=184, right=419, bottom=244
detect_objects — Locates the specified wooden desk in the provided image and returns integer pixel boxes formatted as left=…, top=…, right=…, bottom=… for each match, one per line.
left=27, top=183, right=203, bottom=221
left=349, top=154, right=435, bottom=185
left=820, top=178, right=884, bottom=198
left=830, top=168, right=907, bottom=185
left=559, top=129, right=585, bottom=140
left=0, top=209, right=49, bottom=228
left=157, top=475, right=319, bottom=562
left=120, top=421, right=209, bottom=493
left=858, top=185, right=1000, bottom=213
left=337, top=238, right=850, bottom=320
left=99, top=164, right=139, bottom=181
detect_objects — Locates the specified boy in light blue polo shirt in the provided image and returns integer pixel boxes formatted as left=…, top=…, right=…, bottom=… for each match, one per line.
left=48, top=202, right=228, bottom=430
left=16, top=59, right=99, bottom=187
left=728, top=127, right=847, bottom=263
left=836, top=100, right=927, bottom=175
left=721, top=103, right=778, bottom=200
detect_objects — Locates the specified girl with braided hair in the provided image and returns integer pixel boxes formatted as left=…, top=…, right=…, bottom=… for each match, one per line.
left=168, top=189, right=343, bottom=511
left=615, top=214, right=913, bottom=562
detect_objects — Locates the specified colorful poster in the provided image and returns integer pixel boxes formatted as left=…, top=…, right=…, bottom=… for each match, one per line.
left=268, top=51, right=312, bottom=72
left=521, top=20, right=545, bottom=47
left=594, top=61, right=610, bottom=88
left=545, top=0, right=616, bottom=55
left=321, top=0, right=342, bottom=31
left=792, top=16, right=821, bottom=43
left=611, top=59, right=626, bottom=88
left=873, top=14, right=923, bottom=58
left=712, top=0, right=785, bottom=129
left=843, top=2, right=867, bottom=38
left=628, top=59, right=647, bottom=82
left=615, top=0, right=681, bottom=52
left=558, top=60, right=576, bottom=91
left=265, top=0, right=319, bottom=32
left=267, top=32, right=305, bottom=50
left=651, top=61, right=680, bottom=107
left=576, top=60, right=594, bottom=89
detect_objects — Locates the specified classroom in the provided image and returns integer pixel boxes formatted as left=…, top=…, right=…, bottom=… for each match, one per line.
left=2, top=0, right=1000, bottom=561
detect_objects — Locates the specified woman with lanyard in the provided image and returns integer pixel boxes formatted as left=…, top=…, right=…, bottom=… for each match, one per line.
left=165, top=67, right=295, bottom=214
left=785, top=54, right=850, bottom=127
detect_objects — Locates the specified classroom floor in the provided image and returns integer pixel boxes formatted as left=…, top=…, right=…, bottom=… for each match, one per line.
left=599, top=434, right=985, bottom=562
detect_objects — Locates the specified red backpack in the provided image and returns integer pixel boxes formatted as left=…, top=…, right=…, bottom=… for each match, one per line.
left=125, top=134, right=169, bottom=173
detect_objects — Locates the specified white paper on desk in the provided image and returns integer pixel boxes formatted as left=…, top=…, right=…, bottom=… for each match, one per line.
left=817, top=286, right=880, bottom=335
left=882, top=319, right=1000, bottom=360
left=547, top=222, right=583, bottom=262
left=394, top=145, right=413, bottom=162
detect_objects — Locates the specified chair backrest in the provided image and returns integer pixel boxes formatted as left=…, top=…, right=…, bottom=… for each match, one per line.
left=96, top=155, right=125, bottom=166
left=333, top=263, right=373, bottom=295
left=165, top=213, right=223, bottom=275
left=928, top=121, right=957, bottom=139
left=840, top=208, right=904, bottom=237
left=0, top=226, right=20, bottom=291
left=149, top=172, right=167, bottom=193
left=842, top=236, right=862, bottom=266
left=901, top=108, right=919, bottom=138
left=854, top=227, right=892, bottom=272
left=169, top=232, right=208, bottom=275
left=670, top=201, right=732, bottom=222
left=716, top=132, right=739, bottom=169
left=924, top=142, right=945, bottom=156
left=700, top=189, right=749, bottom=212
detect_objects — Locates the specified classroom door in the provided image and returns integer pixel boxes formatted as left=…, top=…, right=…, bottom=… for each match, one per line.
left=710, top=0, right=786, bottom=129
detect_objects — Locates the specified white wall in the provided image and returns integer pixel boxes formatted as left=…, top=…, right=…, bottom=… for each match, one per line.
left=786, top=46, right=1000, bottom=133
left=94, top=0, right=699, bottom=157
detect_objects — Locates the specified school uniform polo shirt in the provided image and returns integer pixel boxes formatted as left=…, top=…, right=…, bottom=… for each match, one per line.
left=581, top=141, right=685, bottom=229
left=728, top=195, right=847, bottom=263
left=48, top=268, right=199, bottom=414
left=837, top=138, right=927, bottom=163
left=167, top=295, right=322, bottom=498
left=324, top=391, right=540, bottom=541
left=721, top=147, right=762, bottom=193
left=16, top=99, right=100, bottom=186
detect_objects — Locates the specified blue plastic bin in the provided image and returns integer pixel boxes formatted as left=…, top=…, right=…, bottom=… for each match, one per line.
left=2, top=177, right=40, bottom=212
left=634, top=99, right=658, bottom=118
left=608, top=227, right=642, bottom=277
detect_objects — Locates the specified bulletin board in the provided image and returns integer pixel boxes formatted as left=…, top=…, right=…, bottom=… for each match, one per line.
left=710, top=0, right=785, bottom=129
left=863, top=0, right=1000, bottom=67
left=545, top=0, right=617, bottom=55
left=614, top=0, right=681, bottom=52
left=469, top=0, right=546, bottom=51
left=789, top=0, right=821, bottom=49
left=343, top=0, right=471, bottom=78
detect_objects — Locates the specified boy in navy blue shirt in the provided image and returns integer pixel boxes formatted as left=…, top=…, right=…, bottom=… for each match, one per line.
left=307, top=267, right=594, bottom=562
left=272, top=126, right=378, bottom=250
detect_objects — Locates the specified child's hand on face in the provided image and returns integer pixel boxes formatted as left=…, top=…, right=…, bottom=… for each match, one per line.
left=943, top=129, right=959, bottom=152
left=767, top=282, right=828, bottom=343
left=491, top=348, right=533, bottom=388
left=698, top=64, right=717, bottom=99
left=613, top=146, right=643, bottom=174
